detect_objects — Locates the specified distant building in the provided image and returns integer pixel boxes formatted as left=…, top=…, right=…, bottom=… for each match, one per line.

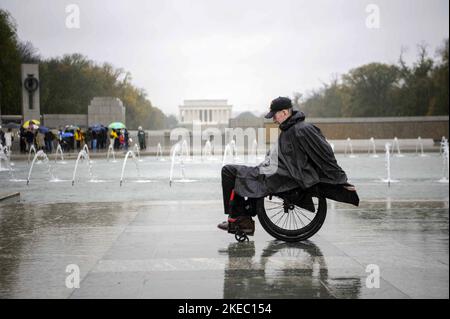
left=179, top=99, right=232, bottom=128
left=42, top=97, right=126, bottom=129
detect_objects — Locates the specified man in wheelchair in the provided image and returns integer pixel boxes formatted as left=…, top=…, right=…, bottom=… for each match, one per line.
left=218, top=96, right=359, bottom=236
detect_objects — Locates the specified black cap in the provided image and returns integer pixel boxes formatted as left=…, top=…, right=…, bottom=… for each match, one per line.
left=265, top=96, right=293, bottom=119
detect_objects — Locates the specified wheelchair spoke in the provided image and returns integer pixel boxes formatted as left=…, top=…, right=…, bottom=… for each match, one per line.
left=294, top=207, right=312, bottom=222
left=282, top=212, right=289, bottom=229
left=269, top=209, right=284, bottom=219
left=292, top=209, right=305, bottom=227
left=291, top=210, right=300, bottom=230
left=291, top=211, right=298, bottom=229
left=274, top=211, right=286, bottom=226
left=266, top=205, right=283, bottom=211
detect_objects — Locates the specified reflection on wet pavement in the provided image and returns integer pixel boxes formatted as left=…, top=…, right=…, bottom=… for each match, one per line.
left=0, top=198, right=447, bottom=298
left=0, top=155, right=448, bottom=298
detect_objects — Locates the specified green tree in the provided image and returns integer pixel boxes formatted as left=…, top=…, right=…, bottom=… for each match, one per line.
left=341, top=63, right=399, bottom=117
left=397, top=44, right=435, bottom=116
left=0, top=9, right=21, bottom=115
left=302, top=77, right=345, bottom=117
left=429, top=39, right=449, bottom=115
left=300, top=40, right=448, bottom=117
left=39, top=53, right=169, bottom=129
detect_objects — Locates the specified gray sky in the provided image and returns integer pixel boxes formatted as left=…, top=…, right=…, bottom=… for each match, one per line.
left=1, top=0, right=448, bottom=116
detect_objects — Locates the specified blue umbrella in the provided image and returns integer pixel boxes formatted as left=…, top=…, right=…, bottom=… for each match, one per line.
left=38, top=126, right=50, bottom=133
left=62, top=132, right=74, bottom=138
left=90, top=123, right=103, bottom=132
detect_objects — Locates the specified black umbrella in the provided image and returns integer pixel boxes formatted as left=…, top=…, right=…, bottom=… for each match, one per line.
left=3, top=122, right=21, bottom=129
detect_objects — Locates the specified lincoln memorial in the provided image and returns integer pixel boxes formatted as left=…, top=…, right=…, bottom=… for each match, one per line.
left=178, top=99, right=233, bottom=128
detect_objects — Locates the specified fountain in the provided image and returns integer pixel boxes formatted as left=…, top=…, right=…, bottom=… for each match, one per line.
left=27, top=150, right=55, bottom=185
left=72, top=150, right=94, bottom=186
left=222, top=141, right=237, bottom=166
left=1, top=144, right=10, bottom=160
left=391, top=137, right=404, bottom=157
left=382, top=143, right=398, bottom=186
left=106, top=144, right=116, bottom=162
left=368, top=137, right=378, bottom=158
left=54, top=143, right=66, bottom=163
left=415, top=137, right=427, bottom=157
left=0, top=147, right=11, bottom=173
left=156, top=142, right=164, bottom=161
left=202, top=140, right=213, bottom=160
left=438, top=140, right=449, bottom=183
left=169, top=142, right=184, bottom=186
left=27, top=144, right=37, bottom=164
left=344, top=138, right=356, bottom=158
left=440, top=136, right=448, bottom=156
left=181, top=139, right=190, bottom=161
left=133, top=143, right=142, bottom=161
left=120, top=150, right=141, bottom=186
left=1, top=145, right=18, bottom=180
left=169, top=142, right=195, bottom=186
left=82, top=144, right=90, bottom=157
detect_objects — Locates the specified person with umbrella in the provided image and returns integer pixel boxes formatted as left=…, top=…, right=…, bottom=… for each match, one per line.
left=60, top=131, right=74, bottom=152
left=89, top=123, right=103, bottom=152
left=44, top=129, right=54, bottom=153
left=36, top=128, right=45, bottom=151
left=4, top=122, right=21, bottom=129
left=85, top=128, right=92, bottom=151
left=108, top=122, right=126, bottom=130
left=22, top=120, right=39, bottom=151
left=19, top=126, right=26, bottom=153
left=108, top=122, right=125, bottom=150
left=74, top=128, right=82, bottom=150
left=25, top=127, right=35, bottom=151
left=23, top=119, right=40, bottom=129
left=109, top=129, right=115, bottom=149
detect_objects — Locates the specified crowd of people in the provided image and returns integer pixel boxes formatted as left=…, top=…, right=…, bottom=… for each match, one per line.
left=0, top=124, right=147, bottom=154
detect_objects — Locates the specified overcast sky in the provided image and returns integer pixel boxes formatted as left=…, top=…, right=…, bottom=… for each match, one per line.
left=1, top=0, right=448, bottom=116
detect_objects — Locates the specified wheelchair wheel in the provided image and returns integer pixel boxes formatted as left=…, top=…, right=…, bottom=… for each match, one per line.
left=257, top=195, right=327, bottom=242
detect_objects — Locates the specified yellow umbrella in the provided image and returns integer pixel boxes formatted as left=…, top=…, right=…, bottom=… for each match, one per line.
left=23, top=119, right=40, bottom=128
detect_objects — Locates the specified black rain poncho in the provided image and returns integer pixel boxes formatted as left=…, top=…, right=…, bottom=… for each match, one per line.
left=233, top=111, right=359, bottom=206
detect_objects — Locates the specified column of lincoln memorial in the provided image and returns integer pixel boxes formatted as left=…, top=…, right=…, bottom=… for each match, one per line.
left=179, top=99, right=232, bottom=126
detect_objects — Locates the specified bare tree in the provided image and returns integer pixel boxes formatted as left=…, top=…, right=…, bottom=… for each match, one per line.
left=18, top=41, right=40, bottom=63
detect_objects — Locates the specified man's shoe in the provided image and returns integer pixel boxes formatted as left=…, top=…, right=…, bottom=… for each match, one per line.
left=217, top=219, right=230, bottom=231
left=217, top=216, right=255, bottom=236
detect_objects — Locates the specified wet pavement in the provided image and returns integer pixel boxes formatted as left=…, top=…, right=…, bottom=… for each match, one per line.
left=0, top=154, right=448, bottom=298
